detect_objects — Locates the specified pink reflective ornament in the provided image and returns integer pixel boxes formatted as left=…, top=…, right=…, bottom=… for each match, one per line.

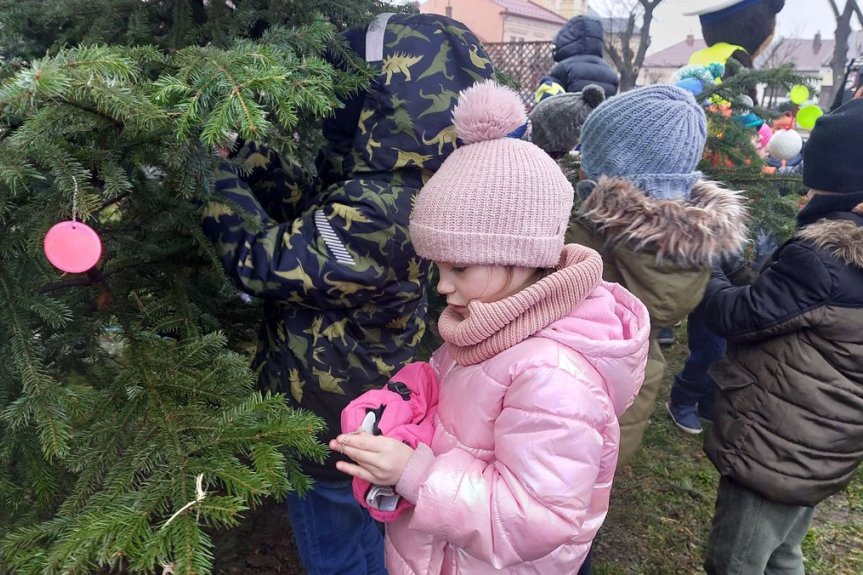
left=43, top=221, right=102, bottom=273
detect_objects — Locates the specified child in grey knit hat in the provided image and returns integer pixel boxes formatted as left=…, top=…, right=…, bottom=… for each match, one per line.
left=529, top=84, right=605, bottom=159
left=567, top=83, right=749, bottom=468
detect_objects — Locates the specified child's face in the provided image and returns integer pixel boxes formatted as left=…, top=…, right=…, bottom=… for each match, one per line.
left=435, top=262, right=536, bottom=318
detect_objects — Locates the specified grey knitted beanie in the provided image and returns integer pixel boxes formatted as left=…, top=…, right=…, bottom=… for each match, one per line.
left=580, top=84, right=708, bottom=200
left=529, top=85, right=605, bottom=155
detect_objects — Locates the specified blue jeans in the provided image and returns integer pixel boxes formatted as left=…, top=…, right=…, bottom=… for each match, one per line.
left=670, top=302, right=726, bottom=418
left=285, top=480, right=387, bottom=575
left=578, top=545, right=592, bottom=573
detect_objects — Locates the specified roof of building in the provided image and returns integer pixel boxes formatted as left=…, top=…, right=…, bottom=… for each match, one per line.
left=642, top=37, right=707, bottom=67
left=754, top=37, right=843, bottom=71
left=494, top=0, right=566, bottom=24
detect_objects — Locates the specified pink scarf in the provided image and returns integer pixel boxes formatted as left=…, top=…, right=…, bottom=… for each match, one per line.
left=437, top=245, right=603, bottom=365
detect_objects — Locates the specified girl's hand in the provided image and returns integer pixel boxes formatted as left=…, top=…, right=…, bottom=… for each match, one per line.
left=329, top=432, right=413, bottom=486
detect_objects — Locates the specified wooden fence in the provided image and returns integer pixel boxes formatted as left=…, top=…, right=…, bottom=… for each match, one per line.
left=484, top=41, right=555, bottom=109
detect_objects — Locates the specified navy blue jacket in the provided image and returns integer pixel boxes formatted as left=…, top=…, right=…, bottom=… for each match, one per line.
left=544, top=16, right=618, bottom=97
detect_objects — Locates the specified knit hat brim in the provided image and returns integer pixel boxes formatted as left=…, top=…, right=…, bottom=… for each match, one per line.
left=410, top=222, right=564, bottom=268
left=627, top=172, right=704, bottom=200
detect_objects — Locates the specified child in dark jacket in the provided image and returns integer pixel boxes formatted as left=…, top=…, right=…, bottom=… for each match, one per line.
left=200, top=13, right=495, bottom=575
left=541, top=15, right=619, bottom=98
left=701, top=97, right=863, bottom=574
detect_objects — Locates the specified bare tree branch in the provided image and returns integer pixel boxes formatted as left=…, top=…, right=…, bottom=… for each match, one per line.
left=829, top=0, right=861, bottom=104
left=596, top=0, right=664, bottom=90
left=852, top=0, right=863, bottom=24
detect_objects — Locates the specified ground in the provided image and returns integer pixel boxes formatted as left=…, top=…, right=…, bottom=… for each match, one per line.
left=212, top=325, right=863, bottom=575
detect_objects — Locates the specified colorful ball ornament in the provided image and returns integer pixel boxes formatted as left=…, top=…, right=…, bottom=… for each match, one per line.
left=43, top=221, right=102, bottom=273
left=675, top=77, right=705, bottom=97
left=766, top=129, right=803, bottom=161
left=789, top=85, right=809, bottom=105
left=796, top=104, right=823, bottom=130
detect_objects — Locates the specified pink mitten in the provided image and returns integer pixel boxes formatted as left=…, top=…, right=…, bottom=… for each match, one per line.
left=340, top=362, right=439, bottom=521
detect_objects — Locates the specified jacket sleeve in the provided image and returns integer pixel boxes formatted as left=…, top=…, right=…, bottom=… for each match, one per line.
left=702, top=240, right=832, bottom=342
left=403, top=365, right=606, bottom=568
left=201, top=161, right=404, bottom=308
left=228, top=140, right=314, bottom=222
left=547, top=61, right=571, bottom=92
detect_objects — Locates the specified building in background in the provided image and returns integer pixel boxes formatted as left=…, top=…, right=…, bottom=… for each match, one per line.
left=639, top=34, right=706, bottom=85
left=419, top=0, right=565, bottom=43
left=532, top=0, right=588, bottom=20
left=639, top=31, right=863, bottom=106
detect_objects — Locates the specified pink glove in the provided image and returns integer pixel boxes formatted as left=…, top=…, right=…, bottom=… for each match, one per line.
left=341, top=362, right=439, bottom=522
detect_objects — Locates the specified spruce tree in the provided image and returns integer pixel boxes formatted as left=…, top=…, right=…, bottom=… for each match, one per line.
left=696, top=64, right=811, bottom=245
left=0, top=1, right=413, bottom=573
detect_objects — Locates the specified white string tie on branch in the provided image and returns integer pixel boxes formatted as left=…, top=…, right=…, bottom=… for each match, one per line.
left=162, top=474, right=207, bottom=529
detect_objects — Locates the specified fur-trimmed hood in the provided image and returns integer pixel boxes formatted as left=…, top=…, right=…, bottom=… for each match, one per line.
left=578, top=177, right=748, bottom=266
left=797, top=215, right=863, bottom=269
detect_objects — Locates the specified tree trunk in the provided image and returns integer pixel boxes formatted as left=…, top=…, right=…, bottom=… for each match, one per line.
left=827, top=0, right=862, bottom=104
left=629, top=0, right=658, bottom=90
left=603, top=0, right=663, bottom=92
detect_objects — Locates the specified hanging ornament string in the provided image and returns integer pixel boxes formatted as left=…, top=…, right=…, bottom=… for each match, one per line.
left=43, top=174, right=103, bottom=273
left=71, top=176, right=78, bottom=223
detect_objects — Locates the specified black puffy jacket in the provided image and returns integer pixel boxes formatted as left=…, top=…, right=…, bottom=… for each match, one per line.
left=545, top=16, right=618, bottom=97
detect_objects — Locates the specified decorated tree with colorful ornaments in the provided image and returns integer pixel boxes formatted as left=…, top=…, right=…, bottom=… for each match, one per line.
left=0, top=1, right=410, bottom=573
left=685, top=64, right=818, bottom=245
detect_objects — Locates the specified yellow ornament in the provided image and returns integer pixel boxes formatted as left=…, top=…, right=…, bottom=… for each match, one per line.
left=789, top=85, right=809, bottom=105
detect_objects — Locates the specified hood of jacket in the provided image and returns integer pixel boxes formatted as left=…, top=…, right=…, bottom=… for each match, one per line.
left=316, top=13, right=495, bottom=188
left=579, top=176, right=748, bottom=266
left=537, top=280, right=649, bottom=417
left=554, top=15, right=605, bottom=61
left=797, top=209, right=863, bottom=268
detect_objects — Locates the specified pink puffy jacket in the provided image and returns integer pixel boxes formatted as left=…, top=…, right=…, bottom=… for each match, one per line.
left=386, top=281, right=649, bottom=574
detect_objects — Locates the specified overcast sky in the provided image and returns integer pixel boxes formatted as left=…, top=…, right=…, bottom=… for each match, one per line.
left=777, top=0, right=859, bottom=38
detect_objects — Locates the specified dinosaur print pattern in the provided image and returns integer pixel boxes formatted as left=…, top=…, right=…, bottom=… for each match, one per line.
left=418, top=87, right=459, bottom=118
left=422, top=125, right=458, bottom=154
left=382, top=52, right=423, bottom=84
left=201, top=13, right=496, bottom=481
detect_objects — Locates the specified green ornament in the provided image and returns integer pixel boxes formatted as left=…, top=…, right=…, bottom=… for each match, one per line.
left=796, top=104, right=823, bottom=130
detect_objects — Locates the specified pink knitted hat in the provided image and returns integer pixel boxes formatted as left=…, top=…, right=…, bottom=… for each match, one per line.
left=409, top=81, right=574, bottom=268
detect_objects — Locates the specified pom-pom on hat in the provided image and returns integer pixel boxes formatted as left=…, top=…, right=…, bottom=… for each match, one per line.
left=410, top=81, right=574, bottom=268
left=579, top=84, right=708, bottom=200
left=529, top=84, right=605, bottom=155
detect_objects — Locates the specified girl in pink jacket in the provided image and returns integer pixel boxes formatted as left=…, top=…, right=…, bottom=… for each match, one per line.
left=330, top=81, right=649, bottom=574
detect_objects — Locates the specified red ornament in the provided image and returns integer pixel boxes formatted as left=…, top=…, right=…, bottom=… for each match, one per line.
left=43, top=221, right=102, bottom=273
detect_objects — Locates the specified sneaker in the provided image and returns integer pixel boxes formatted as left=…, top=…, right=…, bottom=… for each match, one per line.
left=657, top=327, right=675, bottom=347
left=666, top=401, right=703, bottom=434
